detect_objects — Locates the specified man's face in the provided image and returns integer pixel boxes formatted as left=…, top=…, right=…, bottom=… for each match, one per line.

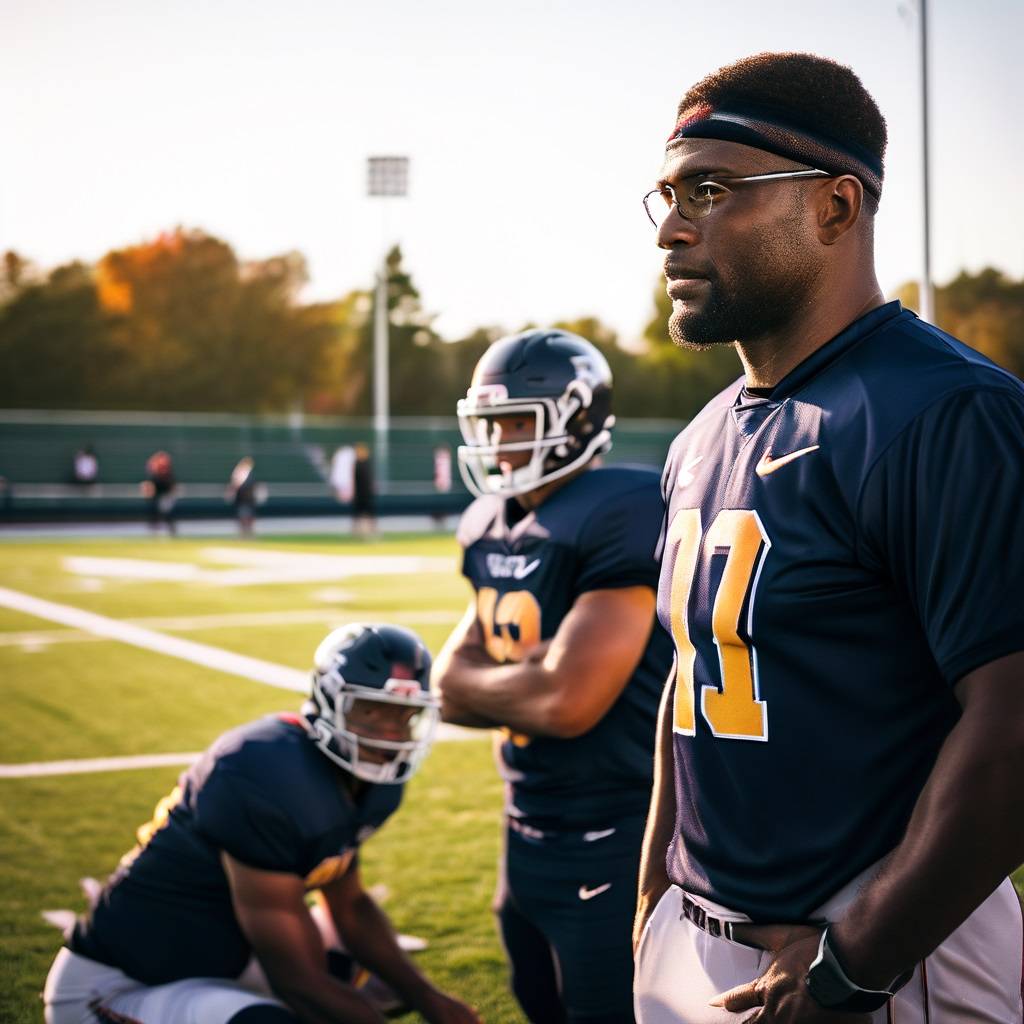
left=655, top=139, right=827, bottom=349
left=484, top=413, right=537, bottom=473
left=345, top=698, right=418, bottom=764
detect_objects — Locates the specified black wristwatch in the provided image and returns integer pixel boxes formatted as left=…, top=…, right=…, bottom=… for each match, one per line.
left=805, top=925, right=913, bottom=1013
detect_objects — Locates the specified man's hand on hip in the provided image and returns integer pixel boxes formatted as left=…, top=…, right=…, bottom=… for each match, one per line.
left=711, top=925, right=869, bottom=1023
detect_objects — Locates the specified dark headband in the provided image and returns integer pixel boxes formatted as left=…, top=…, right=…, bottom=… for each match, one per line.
left=668, top=102, right=884, bottom=201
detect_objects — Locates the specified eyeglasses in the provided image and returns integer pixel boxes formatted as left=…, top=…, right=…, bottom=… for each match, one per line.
left=643, top=168, right=831, bottom=228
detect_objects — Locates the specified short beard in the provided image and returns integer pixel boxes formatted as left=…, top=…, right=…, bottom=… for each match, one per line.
left=667, top=215, right=823, bottom=350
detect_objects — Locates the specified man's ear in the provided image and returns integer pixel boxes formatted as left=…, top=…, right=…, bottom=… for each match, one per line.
left=817, top=175, right=863, bottom=244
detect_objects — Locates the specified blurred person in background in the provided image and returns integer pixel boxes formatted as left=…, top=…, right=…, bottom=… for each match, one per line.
left=142, top=450, right=179, bottom=536
left=432, top=442, right=452, bottom=530
left=331, top=444, right=356, bottom=505
left=353, top=443, right=376, bottom=537
left=72, top=444, right=99, bottom=488
left=226, top=456, right=258, bottom=537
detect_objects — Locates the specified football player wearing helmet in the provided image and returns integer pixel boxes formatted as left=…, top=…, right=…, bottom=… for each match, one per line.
left=43, top=624, right=479, bottom=1024
left=434, top=329, right=674, bottom=1024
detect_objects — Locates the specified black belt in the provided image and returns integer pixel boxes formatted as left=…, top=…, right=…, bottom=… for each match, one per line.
left=679, top=892, right=759, bottom=948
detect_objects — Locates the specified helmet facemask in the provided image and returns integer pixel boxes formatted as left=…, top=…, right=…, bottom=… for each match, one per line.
left=311, top=669, right=439, bottom=785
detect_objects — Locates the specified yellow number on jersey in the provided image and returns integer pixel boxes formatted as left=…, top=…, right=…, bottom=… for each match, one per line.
left=477, top=587, right=542, bottom=747
left=476, top=587, right=542, bottom=664
left=120, top=784, right=184, bottom=868
left=665, top=508, right=771, bottom=741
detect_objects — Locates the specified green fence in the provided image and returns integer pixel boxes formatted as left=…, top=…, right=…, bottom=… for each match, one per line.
left=0, top=410, right=683, bottom=521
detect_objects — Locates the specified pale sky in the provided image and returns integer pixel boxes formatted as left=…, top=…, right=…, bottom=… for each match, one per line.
left=4, top=0, right=1022, bottom=344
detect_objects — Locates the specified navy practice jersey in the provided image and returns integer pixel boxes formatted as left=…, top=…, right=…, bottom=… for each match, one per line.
left=70, top=713, right=402, bottom=984
left=656, top=301, right=1024, bottom=921
left=458, top=465, right=674, bottom=830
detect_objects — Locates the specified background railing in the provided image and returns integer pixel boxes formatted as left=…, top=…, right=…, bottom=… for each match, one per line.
left=0, top=410, right=684, bottom=521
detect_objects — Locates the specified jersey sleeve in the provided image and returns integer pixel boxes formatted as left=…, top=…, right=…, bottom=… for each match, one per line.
left=857, top=387, right=1024, bottom=684
left=654, top=444, right=680, bottom=562
left=574, top=479, right=665, bottom=596
left=191, top=768, right=308, bottom=874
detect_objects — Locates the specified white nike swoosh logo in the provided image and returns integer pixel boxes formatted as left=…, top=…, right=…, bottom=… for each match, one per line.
left=512, top=559, right=541, bottom=579
left=578, top=883, right=612, bottom=901
left=677, top=455, right=703, bottom=488
left=755, top=444, right=820, bottom=477
left=583, top=828, right=617, bottom=842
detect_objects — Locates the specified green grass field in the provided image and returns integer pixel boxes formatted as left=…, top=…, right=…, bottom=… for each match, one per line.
left=4, top=531, right=1024, bottom=1024
left=0, top=532, right=516, bottom=1024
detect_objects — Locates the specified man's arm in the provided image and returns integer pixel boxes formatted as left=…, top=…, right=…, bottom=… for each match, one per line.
left=633, top=669, right=677, bottom=953
left=433, top=585, right=657, bottom=739
left=319, top=858, right=479, bottom=1024
left=714, top=650, right=1024, bottom=1022
left=222, top=852, right=384, bottom=1024
left=432, top=602, right=504, bottom=729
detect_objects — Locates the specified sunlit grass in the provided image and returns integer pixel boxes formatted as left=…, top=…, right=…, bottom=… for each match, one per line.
left=0, top=534, right=514, bottom=1023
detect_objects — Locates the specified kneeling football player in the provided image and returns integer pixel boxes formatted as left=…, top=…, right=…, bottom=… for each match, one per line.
left=43, top=624, right=480, bottom=1024
left=433, top=329, right=674, bottom=1024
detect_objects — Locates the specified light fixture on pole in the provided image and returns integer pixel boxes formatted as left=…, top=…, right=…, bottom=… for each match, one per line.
left=366, top=155, right=409, bottom=487
left=918, top=0, right=934, bottom=323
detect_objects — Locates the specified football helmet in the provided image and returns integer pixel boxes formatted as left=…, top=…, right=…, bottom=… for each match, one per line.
left=456, top=329, right=614, bottom=498
left=308, top=624, right=439, bottom=784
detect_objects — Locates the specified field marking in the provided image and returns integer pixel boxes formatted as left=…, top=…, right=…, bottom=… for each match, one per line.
left=0, top=586, right=309, bottom=692
left=0, top=607, right=463, bottom=650
left=0, top=586, right=481, bottom=777
left=64, top=549, right=457, bottom=587
left=0, top=752, right=201, bottom=778
left=1, top=725, right=483, bottom=778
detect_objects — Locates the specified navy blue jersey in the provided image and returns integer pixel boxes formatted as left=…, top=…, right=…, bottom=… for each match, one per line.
left=458, top=465, right=673, bottom=830
left=70, top=714, right=402, bottom=984
left=656, top=302, right=1024, bottom=920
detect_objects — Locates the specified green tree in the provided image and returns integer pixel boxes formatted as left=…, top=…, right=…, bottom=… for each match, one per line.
left=0, top=260, right=116, bottom=408
left=95, top=229, right=334, bottom=411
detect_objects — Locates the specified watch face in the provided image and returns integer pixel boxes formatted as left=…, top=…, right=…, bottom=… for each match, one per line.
left=806, top=953, right=895, bottom=1014
left=805, top=930, right=895, bottom=1014
left=805, top=958, right=852, bottom=1008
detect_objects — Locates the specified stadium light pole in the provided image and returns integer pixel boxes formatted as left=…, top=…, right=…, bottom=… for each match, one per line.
left=918, top=0, right=935, bottom=323
left=366, top=155, right=409, bottom=489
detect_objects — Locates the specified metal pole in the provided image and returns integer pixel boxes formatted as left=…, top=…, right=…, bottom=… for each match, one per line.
left=366, top=156, right=408, bottom=492
left=919, top=0, right=935, bottom=323
left=373, top=251, right=389, bottom=484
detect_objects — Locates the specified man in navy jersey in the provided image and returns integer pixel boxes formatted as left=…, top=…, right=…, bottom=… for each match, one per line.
left=633, top=53, right=1024, bottom=1023
left=43, top=624, right=479, bottom=1024
left=433, top=328, right=674, bottom=1024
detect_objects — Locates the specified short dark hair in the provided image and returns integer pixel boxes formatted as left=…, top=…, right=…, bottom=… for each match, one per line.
left=679, top=52, right=887, bottom=167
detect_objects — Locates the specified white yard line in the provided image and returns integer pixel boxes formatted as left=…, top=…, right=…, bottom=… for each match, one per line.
left=0, top=607, right=463, bottom=648
left=0, top=587, right=481, bottom=778
left=62, top=550, right=457, bottom=587
left=0, top=587, right=309, bottom=691
left=0, top=752, right=202, bottom=778
left=2, top=723, right=482, bottom=778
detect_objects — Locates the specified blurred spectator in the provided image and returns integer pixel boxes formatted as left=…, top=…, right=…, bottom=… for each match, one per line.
left=329, top=445, right=355, bottom=504
left=432, top=443, right=452, bottom=529
left=141, top=451, right=179, bottom=536
left=353, top=442, right=376, bottom=536
left=72, top=445, right=99, bottom=487
left=225, top=456, right=258, bottom=536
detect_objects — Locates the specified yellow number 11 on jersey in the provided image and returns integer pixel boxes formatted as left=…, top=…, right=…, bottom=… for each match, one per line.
left=667, top=507, right=771, bottom=741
